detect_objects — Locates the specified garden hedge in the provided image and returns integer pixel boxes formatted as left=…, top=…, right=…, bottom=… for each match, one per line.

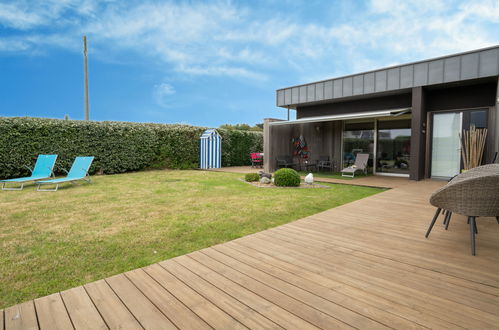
left=0, top=117, right=263, bottom=179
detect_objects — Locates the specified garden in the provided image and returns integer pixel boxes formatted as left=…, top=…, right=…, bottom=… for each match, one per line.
left=0, top=117, right=384, bottom=308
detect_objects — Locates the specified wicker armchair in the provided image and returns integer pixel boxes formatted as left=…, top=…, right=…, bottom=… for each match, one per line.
left=425, top=170, right=499, bottom=255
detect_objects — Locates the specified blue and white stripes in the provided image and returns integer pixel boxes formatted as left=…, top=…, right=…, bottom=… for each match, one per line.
left=200, top=129, right=222, bottom=169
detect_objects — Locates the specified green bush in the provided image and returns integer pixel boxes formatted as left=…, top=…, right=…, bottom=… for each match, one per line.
left=0, top=117, right=263, bottom=179
left=274, top=168, right=301, bottom=187
left=244, top=173, right=260, bottom=182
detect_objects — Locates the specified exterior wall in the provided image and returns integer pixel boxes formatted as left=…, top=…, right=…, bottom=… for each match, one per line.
left=410, top=87, right=426, bottom=180
left=425, top=81, right=497, bottom=111
left=264, top=119, right=336, bottom=172
left=277, top=46, right=499, bottom=108
left=495, top=78, right=499, bottom=162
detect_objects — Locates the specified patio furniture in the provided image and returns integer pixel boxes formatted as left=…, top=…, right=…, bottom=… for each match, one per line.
left=276, top=156, right=298, bottom=169
left=317, top=156, right=333, bottom=172
left=341, top=153, right=369, bottom=177
left=425, top=169, right=499, bottom=255
left=250, top=153, right=263, bottom=168
left=1, top=154, right=58, bottom=190
left=37, top=156, right=94, bottom=192
left=440, top=164, right=499, bottom=230
left=303, top=161, right=317, bottom=172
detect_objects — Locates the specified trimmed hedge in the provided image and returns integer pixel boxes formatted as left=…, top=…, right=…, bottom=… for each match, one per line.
left=274, top=168, right=301, bottom=187
left=0, top=117, right=263, bottom=179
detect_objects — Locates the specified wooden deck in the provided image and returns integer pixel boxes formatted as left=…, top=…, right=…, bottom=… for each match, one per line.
left=3, top=179, right=499, bottom=329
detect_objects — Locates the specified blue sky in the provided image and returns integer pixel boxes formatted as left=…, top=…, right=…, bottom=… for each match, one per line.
left=1, top=0, right=498, bottom=127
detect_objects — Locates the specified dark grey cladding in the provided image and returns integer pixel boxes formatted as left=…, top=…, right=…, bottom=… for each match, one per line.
left=276, top=45, right=499, bottom=108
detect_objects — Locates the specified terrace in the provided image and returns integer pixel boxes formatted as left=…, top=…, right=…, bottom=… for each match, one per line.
left=2, top=174, right=499, bottom=329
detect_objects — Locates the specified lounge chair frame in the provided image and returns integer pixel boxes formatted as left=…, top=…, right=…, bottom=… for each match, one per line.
left=37, top=170, right=91, bottom=192
left=1, top=161, right=56, bottom=191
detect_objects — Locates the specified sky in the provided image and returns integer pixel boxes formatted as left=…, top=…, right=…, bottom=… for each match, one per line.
left=1, top=0, right=498, bottom=127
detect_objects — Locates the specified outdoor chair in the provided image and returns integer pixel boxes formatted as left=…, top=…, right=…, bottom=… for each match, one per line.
left=1, top=154, right=58, bottom=190
left=341, top=153, right=369, bottom=177
left=438, top=164, right=499, bottom=231
left=276, top=156, right=297, bottom=169
left=317, top=156, right=333, bottom=172
left=250, top=153, right=263, bottom=168
left=37, top=156, right=94, bottom=192
left=425, top=169, right=499, bottom=255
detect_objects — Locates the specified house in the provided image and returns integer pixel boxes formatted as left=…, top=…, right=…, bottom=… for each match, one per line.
left=264, top=45, right=499, bottom=180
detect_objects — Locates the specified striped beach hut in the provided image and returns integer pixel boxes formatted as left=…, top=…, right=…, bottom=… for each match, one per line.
left=199, top=129, right=222, bottom=169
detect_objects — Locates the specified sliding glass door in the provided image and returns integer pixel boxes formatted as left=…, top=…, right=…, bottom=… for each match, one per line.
left=376, top=118, right=411, bottom=175
left=342, top=120, right=374, bottom=171
left=431, top=112, right=462, bottom=178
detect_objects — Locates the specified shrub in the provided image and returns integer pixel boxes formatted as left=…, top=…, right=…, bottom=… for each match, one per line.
left=244, top=173, right=260, bottom=182
left=0, top=117, right=263, bottom=179
left=274, top=168, right=301, bottom=187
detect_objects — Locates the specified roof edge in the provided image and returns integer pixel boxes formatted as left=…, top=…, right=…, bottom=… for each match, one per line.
left=276, top=44, right=499, bottom=92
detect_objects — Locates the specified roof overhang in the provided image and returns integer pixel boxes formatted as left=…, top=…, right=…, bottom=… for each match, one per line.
left=269, top=108, right=411, bottom=126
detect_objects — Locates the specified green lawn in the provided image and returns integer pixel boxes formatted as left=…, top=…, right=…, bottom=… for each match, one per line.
left=0, top=170, right=384, bottom=308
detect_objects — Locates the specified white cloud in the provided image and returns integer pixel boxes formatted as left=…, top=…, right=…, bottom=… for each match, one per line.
left=1, top=0, right=498, bottom=83
left=153, top=82, right=175, bottom=108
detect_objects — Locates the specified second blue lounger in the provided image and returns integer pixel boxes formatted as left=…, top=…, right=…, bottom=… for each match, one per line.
left=37, top=156, right=94, bottom=192
left=1, top=154, right=58, bottom=190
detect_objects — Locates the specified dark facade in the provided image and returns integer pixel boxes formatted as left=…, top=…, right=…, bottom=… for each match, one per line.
left=266, top=46, right=499, bottom=180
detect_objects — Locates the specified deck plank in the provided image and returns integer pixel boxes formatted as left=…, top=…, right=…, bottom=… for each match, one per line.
left=84, top=280, right=142, bottom=330
left=4, top=179, right=499, bottom=329
left=60, top=286, right=107, bottom=330
left=215, top=242, right=423, bottom=329
left=161, top=259, right=282, bottom=329
left=4, top=301, right=38, bottom=330
left=105, top=274, right=176, bottom=330
left=124, top=268, right=210, bottom=330
left=245, top=231, right=496, bottom=329
left=143, top=263, right=246, bottom=329
left=189, top=250, right=353, bottom=329
left=34, top=293, right=74, bottom=330
left=202, top=247, right=389, bottom=329
left=172, top=257, right=315, bottom=330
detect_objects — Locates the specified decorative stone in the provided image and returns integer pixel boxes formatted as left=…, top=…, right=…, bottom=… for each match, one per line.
left=259, top=171, right=272, bottom=179
left=305, top=173, right=314, bottom=185
left=260, top=177, right=271, bottom=184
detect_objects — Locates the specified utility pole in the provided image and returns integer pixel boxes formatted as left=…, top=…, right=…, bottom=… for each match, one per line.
left=83, top=36, right=90, bottom=120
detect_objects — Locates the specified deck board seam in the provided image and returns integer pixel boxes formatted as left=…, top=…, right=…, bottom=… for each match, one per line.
left=236, top=236, right=470, bottom=329
left=122, top=271, right=181, bottom=330
left=228, top=240, right=435, bottom=330
left=249, top=232, right=498, bottom=327
left=197, top=250, right=355, bottom=329
left=211, top=244, right=404, bottom=330
left=283, top=224, right=499, bottom=288
left=151, top=263, right=243, bottom=329
left=184, top=254, right=320, bottom=329
left=164, top=260, right=283, bottom=329
left=102, top=278, right=146, bottom=330
left=58, top=292, right=76, bottom=330
left=259, top=229, right=499, bottom=313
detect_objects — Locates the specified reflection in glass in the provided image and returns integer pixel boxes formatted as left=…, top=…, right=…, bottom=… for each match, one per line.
left=376, top=119, right=411, bottom=175
left=343, top=120, right=374, bottom=171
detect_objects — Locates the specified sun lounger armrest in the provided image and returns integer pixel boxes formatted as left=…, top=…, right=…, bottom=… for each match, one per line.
left=23, top=165, right=33, bottom=173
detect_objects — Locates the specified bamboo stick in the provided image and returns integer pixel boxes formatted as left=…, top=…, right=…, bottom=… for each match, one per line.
left=460, top=126, right=487, bottom=170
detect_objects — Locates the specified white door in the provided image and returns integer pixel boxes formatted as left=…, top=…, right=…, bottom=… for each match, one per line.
left=431, top=112, right=462, bottom=178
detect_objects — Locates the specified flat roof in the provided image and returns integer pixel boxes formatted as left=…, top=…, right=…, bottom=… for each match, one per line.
left=276, top=45, right=499, bottom=109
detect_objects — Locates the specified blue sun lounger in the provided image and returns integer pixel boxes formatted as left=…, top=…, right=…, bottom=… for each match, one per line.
left=1, top=154, right=58, bottom=190
left=37, top=156, right=94, bottom=192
